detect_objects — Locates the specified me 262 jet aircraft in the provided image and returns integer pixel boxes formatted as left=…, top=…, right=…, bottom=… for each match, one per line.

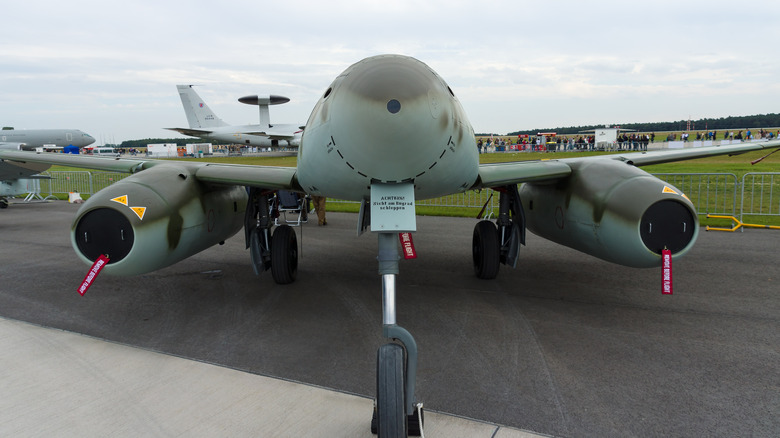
left=2, top=54, right=780, bottom=437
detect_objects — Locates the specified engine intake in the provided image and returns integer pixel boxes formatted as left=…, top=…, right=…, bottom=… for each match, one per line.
left=75, top=207, right=134, bottom=263
left=640, top=199, right=696, bottom=254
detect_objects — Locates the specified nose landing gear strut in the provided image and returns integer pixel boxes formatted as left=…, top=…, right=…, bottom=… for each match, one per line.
left=371, top=232, right=423, bottom=437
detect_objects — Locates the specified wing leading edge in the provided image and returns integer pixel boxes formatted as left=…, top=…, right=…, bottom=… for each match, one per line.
left=474, top=160, right=572, bottom=188
left=603, top=139, right=780, bottom=166
left=165, top=127, right=214, bottom=137
left=0, top=150, right=299, bottom=191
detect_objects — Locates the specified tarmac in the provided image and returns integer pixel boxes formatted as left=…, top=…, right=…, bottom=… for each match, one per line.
left=0, top=317, right=540, bottom=437
left=1, top=200, right=778, bottom=437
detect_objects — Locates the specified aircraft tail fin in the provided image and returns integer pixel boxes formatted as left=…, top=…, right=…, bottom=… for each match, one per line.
left=176, top=85, right=228, bottom=129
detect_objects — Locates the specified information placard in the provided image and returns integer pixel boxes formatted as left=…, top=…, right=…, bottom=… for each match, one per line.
left=370, top=183, right=416, bottom=232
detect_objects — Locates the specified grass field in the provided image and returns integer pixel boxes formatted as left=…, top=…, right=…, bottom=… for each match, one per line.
left=48, top=148, right=780, bottom=227
left=51, top=148, right=780, bottom=174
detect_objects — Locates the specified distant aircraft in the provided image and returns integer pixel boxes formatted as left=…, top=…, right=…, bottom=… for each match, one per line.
left=0, top=153, right=51, bottom=208
left=0, top=128, right=95, bottom=151
left=166, top=84, right=303, bottom=148
left=0, top=128, right=95, bottom=208
left=2, top=55, right=779, bottom=436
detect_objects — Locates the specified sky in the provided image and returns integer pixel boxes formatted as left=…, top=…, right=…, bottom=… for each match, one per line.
left=2, top=0, right=780, bottom=145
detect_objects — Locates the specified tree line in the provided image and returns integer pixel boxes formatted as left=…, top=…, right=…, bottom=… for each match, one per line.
left=493, top=113, right=780, bottom=137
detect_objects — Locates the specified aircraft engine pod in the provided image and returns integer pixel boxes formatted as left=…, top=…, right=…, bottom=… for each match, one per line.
left=520, top=159, right=699, bottom=268
left=71, top=165, right=247, bottom=276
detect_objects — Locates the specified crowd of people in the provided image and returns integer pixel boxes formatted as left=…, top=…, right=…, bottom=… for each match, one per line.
left=477, top=128, right=780, bottom=154
left=476, top=134, right=652, bottom=153
left=670, top=129, right=779, bottom=142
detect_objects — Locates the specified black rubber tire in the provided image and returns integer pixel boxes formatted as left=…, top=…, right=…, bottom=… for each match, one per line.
left=472, top=220, right=500, bottom=279
left=270, top=225, right=297, bottom=284
left=377, top=343, right=407, bottom=437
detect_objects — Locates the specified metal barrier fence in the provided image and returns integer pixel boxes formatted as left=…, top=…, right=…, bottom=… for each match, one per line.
left=26, top=171, right=780, bottom=222
left=741, top=172, right=780, bottom=219
left=37, top=171, right=130, bottom=196
left=652, top=173, right=739, bottom=217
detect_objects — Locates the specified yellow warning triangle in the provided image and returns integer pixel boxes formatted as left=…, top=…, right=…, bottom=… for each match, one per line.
left=130, top=206, right=146, bottom=220
left=662, top=186, right=678, bottom=195
left=111, top=195, right=128, bottom=206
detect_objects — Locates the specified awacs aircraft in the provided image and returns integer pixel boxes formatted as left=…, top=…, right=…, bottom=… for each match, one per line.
left=166, top=84, right=303, bottom=148
left=2, top=55, right=780, bottom=436
left=0, top=128, right=95, bottom=208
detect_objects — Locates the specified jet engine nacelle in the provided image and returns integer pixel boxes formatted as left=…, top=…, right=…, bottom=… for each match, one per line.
left=71, top=165, right=248, bottom=275
left=519, top=160, right=699, bottom=268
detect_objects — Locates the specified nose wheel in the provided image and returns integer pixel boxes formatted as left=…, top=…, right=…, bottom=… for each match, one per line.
left=375, top=343, right=407, bottom=436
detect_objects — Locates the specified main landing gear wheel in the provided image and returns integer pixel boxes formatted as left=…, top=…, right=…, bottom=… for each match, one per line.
left=376, top=343, right=407, bottom=437
left=271, top=224, right=297, bottom=284
left=473, top=220, right=500, bottom=279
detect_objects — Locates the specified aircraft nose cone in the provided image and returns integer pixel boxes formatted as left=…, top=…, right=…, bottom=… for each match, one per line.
left=325, top=55, right=453, bottom=179
left=341, top=54, right=432, bottom=105
left=298, top=54, right=478, bottom=201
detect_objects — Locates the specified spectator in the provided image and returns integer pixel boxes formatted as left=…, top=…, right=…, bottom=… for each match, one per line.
left=312, top=195, right=327, bottom=226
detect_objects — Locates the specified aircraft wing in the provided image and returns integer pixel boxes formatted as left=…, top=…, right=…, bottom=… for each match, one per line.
left=600, top=139, right=780, bottom=166
left=0, top=150, right=299, bottom=190
left=191, top=162, right=298, bottom=189
left=242, top=130, right=301, bottom=141
left=165, top=127, right=214, bottom=136
left=0, top=150, right=152, bottom=173
left=476, top=160, right=572, bottom=187
left=169, top=127, right=297, bottom=141
left=475, top=139, right=780, bottom=188
left=243, top=131, right=294, bottom=140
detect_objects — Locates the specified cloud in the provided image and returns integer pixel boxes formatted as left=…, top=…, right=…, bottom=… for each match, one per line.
left=2, top=0, right=780, bottom=140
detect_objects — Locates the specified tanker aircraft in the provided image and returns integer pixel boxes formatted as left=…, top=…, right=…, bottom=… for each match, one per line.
left=0, top=128, right=95, bottom=208
left=0, top=128, right=95, bottom=151
left=2, top=55, right=780, bottom=436
left=166, top=84, right=303, bottom=148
